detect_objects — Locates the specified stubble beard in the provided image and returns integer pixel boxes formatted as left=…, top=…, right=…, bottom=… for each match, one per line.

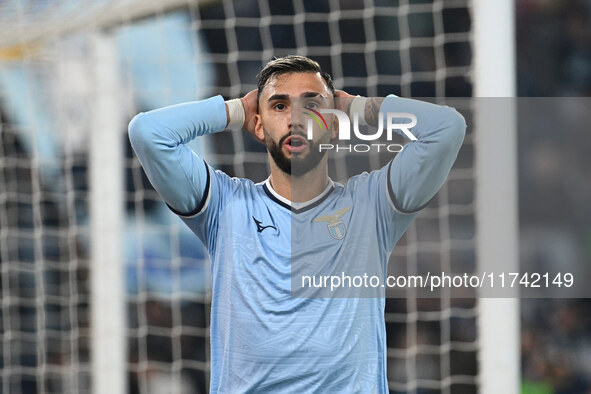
left=265, top=130, right=329, bottom=177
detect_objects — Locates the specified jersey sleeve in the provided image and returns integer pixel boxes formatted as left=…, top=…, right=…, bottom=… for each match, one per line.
left=367, top=96, right=466, bottom=251
left=128, top=95, right=233, bottom=250
left=383, top=96, right=466, bottom=213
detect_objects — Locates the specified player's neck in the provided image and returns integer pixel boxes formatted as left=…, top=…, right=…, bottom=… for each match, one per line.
left=269, top=162, right=330, bottom=204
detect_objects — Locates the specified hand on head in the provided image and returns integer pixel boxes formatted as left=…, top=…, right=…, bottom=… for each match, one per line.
left=240, top=89, right=264, bottom=144
left=334, top=89, right=355, bottom=115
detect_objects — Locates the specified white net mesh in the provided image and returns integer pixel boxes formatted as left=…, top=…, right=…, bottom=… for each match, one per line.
left=0, top=0, right=478, bottom=393
left=0, top=54, right=92, bottom=393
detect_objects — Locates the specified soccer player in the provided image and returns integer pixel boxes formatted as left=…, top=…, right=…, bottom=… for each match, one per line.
left=128, top=55, right=465, bottom=393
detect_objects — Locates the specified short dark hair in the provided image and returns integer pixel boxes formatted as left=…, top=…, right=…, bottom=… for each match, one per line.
left=256, top=55, right=335, bottom=104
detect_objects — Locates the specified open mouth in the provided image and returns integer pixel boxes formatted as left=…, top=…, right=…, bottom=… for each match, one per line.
left=284, top=135, right=308, bottom=153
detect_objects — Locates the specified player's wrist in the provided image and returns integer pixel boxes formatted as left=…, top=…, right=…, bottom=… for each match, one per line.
left=225, top=98, right=245, bottom=129
left=349, top=96, right=368, bottom=125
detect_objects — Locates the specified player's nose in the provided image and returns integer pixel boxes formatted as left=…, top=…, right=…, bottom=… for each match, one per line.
left=288, top=121, right=305, bottom=134
left=288, top=110, right=306, bottom=133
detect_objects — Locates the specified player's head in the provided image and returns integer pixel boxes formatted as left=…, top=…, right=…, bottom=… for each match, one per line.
left=256, top=55, right=335, bottom=105
left=254, top=55, right=336, bottom=177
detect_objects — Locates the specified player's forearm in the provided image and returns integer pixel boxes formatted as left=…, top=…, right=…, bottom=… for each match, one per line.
left=358, top=95, right=465, bottom=149
left=128, top=95, right=228, bottom=215
left=377, top=96, right=465, bottom=145
left=129, top=95, right=228, bottom=146
left=382, top=96, right=466, bottom=212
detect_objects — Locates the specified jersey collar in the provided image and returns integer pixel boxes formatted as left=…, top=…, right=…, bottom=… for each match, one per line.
left=262, top=177, right=335, bottom=214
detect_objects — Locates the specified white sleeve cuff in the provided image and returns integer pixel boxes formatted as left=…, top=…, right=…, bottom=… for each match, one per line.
left=225, top=98, right=245, bottom=129
left=349, top=96, right=368, bottom=126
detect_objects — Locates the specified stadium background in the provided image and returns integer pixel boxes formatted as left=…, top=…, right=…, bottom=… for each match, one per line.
left=0, top=0, right=590, bottom=393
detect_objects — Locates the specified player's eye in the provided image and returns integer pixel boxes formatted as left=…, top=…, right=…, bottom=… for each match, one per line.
left=304, top=101, right=319, bottom=110
left=273, top=103, right=286, bottom=111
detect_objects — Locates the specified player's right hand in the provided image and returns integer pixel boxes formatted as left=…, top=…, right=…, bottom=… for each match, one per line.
left=240, top=90, right=264, bottom=144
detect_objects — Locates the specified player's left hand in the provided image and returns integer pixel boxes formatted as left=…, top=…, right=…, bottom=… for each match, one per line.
left=334, top=89, right=356, bottom=115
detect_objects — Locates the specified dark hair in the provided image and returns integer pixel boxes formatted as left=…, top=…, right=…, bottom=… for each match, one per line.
left=256, top=55, right=335, bottom=104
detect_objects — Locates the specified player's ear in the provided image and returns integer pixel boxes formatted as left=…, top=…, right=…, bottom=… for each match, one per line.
left=254, top=114, right=264, bottom=141
left=330, top=113, right=339, bottom=141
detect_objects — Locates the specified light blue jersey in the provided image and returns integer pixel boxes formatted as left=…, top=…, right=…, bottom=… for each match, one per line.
left=129, top=95, right=465, bottom=393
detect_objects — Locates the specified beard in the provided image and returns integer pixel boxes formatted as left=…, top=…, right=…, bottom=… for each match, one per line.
left=265, top=130, right=329, bottom=177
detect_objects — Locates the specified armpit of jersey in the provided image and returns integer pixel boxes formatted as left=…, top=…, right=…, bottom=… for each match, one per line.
left=166, top=157, right=211, bottom=218
left=386, top=160, right=433, bottom=214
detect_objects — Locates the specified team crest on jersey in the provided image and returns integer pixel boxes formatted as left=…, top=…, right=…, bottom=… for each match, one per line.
left=312, top=206, right=352, bottom=240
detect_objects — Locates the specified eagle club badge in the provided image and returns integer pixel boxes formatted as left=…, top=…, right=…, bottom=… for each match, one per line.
left=312, top=206, right=352, bottom=240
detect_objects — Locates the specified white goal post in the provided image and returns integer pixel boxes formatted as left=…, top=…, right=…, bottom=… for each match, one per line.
left=472, top=0, right=520, bottom=393
left=89, top=32, right=126, bottom=394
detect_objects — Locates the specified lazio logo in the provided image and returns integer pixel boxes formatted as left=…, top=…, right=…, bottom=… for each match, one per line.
left=312, top=206, right=352, bottom=240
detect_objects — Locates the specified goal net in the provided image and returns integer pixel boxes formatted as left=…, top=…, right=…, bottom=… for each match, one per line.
left=0, top=0, right=515, bottom=393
